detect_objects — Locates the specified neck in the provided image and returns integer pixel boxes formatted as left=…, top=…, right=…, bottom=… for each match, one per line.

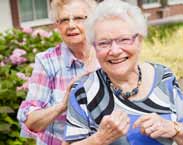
left=109, top=66, right=139, bottom=90
left=68, top=42, right=90, bottom=60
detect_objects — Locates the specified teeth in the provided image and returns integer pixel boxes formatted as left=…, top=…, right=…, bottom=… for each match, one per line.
left=109, top=57, right=128, bottom=64
left=67, top=33, right=79, bottom=36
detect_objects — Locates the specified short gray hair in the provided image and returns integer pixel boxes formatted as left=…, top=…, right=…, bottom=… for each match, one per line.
left=85, top=0, right=147, bottom=44
left=50, top=0, right=97, bottom=21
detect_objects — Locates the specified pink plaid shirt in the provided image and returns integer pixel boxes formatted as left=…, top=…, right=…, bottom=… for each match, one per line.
left=17, top=43, right=93, bottom=145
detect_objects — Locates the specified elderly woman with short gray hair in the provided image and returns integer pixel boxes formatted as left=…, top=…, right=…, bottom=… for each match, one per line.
left=64, top=0, right=183, bottom=145
left=17, top=0, right=98, bottom=145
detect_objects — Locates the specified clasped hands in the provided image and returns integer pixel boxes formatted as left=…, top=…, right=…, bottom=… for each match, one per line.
left=96, top=111, right=178, bottom=145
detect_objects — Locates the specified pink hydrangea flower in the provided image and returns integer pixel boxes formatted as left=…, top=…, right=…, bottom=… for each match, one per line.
left=16, top=81, right=29, bottom=91
left=16, top=72, right=29, bottom=80
left=32, top=29, right=50, bottom=38
left=0, top=61, right=5, bottom=67
left=12, top=48, right=26, bottom=56
left=22, top=27, right=33, bottom=34
left=9, top=48, right=27, bottom=65
left=9, top=55, right=27, bottom=65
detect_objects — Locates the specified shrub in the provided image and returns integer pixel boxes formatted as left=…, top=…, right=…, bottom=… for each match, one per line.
left=0, top=28, right=61, bottom=145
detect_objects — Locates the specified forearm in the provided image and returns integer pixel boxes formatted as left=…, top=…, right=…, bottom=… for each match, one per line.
left=69, top=132, right=109, bottom=145
left=25, top=103, right=66, bottom=132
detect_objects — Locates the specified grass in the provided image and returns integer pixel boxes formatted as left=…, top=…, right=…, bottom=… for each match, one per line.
left=140, top=24, right=183, bottom=79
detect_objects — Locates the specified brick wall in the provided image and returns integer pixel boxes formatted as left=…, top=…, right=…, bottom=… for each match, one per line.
left=143, top=4, right=183, bottom=20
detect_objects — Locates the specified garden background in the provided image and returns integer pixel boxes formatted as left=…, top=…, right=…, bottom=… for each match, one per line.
left=0, top=22, right=183, bottom=145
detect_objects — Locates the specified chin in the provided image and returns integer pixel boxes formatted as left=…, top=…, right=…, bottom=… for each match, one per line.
left=103, top=64, right=129, bottom=77
left=67, top=37, right=84, bottom=44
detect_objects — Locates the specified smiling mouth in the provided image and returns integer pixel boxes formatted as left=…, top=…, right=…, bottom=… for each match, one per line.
left=67, top=33, right=80, bottom=36
left=108, top=57, right=128, bottom=64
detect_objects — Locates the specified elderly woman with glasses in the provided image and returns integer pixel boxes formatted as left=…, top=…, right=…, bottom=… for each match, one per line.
left=64, top=0, right=183, bottom=145
left=17, top=0, right=98, bottom=145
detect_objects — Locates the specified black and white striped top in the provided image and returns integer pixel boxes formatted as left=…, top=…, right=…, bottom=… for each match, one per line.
left=64, top=63, right=183, bottom=145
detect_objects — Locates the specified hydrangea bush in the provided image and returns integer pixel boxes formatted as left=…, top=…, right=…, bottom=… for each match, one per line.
left=0, top=28, right=61, bottom=144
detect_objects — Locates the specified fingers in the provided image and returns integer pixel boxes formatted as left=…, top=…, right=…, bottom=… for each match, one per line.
left=133, top=113, right=176, bottom=138
left=98, top=110, right=130, bottom=144
left=133, top=113, right=153, bottom=128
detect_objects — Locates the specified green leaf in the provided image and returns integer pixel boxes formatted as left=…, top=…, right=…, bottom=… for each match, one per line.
left=0, top=106, right=14, bottom=113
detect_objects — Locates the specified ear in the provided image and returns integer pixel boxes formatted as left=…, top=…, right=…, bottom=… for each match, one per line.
left=138, top=35, right=144, bottom=43
left=55, top=22, right=59, bottom=28
left=135, top=35, right=143, bottom=50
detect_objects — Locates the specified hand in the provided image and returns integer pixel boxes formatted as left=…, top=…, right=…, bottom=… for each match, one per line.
left=95, top=110, right=130, bottom=145
left=56, top=72, right=91, bottom=113
left=133, top=113, right=177, bottom=138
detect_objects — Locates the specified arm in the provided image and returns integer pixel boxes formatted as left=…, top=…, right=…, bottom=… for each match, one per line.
left=25, top=80, right=73, bottom=132
left=133, top=69, right=183, bottom=145
left=25, top=100, right=66, bottom=132
left=17, top=54, right=70, bottom=133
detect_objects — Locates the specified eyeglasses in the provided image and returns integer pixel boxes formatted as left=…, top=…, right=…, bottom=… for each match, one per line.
left=57, top=16, right=87, bottom=25
left=93, top=34, right=138, bottom=51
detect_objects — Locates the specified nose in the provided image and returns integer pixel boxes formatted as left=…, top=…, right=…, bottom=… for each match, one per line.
left=109, top=41, right=123, bottom=55
left=69, top=18, right=76, bottom=28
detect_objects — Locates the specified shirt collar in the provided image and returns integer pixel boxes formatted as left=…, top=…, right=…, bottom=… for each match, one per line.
left=61, top=42, right=84, bottom=68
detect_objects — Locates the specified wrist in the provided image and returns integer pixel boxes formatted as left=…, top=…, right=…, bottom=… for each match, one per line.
left=172, top=121, right=182, bottom=139
left=93, top=132, right=108, bottom=145
left=54, top=103, right=66, bottom=114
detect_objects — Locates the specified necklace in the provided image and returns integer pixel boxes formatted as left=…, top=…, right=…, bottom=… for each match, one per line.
left=107, top=65, right=142, bottom=100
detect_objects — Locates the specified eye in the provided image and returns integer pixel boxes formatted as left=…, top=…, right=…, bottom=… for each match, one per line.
left=97, top=40, right=111, bottom=48
left=118, top=37, right=132, bottom=44
left=74, top=16, right=87, bottom=21
left=58, top=18, right=69, bottom=24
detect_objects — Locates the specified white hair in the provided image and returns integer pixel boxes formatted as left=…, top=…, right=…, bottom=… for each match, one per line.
left=50, top=0, right=97, bottom=21
left=85, top=0, right=147, bottom=44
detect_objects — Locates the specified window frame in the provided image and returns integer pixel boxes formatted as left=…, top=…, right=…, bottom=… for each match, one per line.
left=142, top=0, right=161, bottom=9
left=168, top=0, right=183, bottom=5
left=18, top=0, right=53, bottom=27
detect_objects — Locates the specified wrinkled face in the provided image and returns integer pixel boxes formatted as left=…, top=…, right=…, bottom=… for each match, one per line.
left=93, top=17, right=142, bottom=78
left=56, top=1, right=89, bottom=47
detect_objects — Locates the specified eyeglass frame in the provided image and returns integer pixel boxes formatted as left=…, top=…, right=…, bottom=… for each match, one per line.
left=56, top=15, right=87, bottom=25
left=93, top=33, right=139, bottom=52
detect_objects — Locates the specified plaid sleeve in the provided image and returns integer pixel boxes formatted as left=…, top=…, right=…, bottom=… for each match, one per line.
left=17, top=53, right=53, bottom=138
left=64, top=82, right=92, bottom=142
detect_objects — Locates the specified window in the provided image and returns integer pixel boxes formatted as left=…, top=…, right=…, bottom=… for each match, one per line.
left=142, top=0, right=161, bottom=9
left=168, top=0, right=183, bottom=4
left=142, top=0, right=159, bottom=4
left=18, top=0, right=49, bottom=22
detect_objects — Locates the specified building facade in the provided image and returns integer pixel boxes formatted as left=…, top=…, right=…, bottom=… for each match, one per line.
left=0, top=0, right=183, bottom=32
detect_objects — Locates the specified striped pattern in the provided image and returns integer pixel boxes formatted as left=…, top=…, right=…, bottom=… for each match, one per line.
left=17, top=43, right=88, bottom=145
left=65, top=63, right=183, bottom=145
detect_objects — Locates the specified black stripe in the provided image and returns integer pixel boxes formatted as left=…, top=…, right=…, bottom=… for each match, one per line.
left=143, top=98, right=173, bottom=113
left=78, top=98, right=87, bottom=104
left=162, top=73, right=173, bottom=80
left=116, top=95, right=152, bottom=113
left=87, top=71, right=105, bottom=112
left=66, top=119, right=82, bottom=128
left=94, top=69, right=114, bottom=124
left=75, top=87, right=87, bottom=104
left=173, top=77, right=180, bottom=88
left=75, top=87, right=85, bottom=98
left=95, top=89, right=114, bottom=124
